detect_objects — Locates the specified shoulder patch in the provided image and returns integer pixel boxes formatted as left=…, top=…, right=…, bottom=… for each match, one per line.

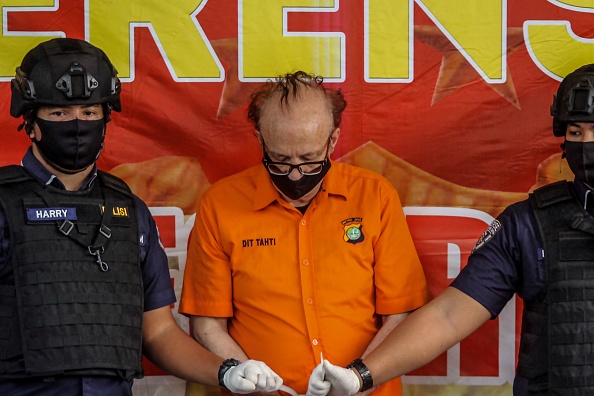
left=472, top=219, right=502, bottom=253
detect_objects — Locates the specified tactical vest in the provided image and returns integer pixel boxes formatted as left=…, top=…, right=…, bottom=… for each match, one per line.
left=0, top=165, right=144, bottom=380
left=518, top=181, right=594, bottom=395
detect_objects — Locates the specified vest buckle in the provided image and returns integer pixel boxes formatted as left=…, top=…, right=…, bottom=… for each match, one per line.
left=59, top=220, right=74, bottom=236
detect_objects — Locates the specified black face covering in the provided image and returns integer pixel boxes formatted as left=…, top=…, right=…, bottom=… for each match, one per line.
left=263, top=151, right=332, bottom=200
left=565, top=140, right=594, bottom=186
left=34, top=118, right=106, bottom=174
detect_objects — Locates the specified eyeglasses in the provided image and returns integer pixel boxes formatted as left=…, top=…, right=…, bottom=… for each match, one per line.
left=263, top=157, right=328, bottom=176
left=262, top=140, right=330, bottom=176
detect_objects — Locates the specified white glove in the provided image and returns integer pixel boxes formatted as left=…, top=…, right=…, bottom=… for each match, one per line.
left=322, top=360, right=360, bottom=396
left=223, top=359, right=283, bottom=394
left=306, top=361, right=331, bottom=396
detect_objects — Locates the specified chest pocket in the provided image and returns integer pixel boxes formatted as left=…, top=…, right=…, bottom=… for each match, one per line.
left=559, top=231, right=594, bottom=261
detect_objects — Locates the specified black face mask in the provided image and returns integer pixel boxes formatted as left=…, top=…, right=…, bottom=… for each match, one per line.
left=34, top=118, right=106, bottom=174
left=263, top=151, right=332, bottom=200
left=565, top=140, right=594, bottom=187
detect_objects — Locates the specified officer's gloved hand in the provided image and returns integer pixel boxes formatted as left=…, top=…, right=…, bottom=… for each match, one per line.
left=223, top=359, right=283, bottom=394
left=306, top=360, right=360, bottom=396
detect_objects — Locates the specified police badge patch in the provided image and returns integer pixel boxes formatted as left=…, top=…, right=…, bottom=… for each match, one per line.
left=342, top=217, right=364, bottom=244
left=472, top=219, right=502, bottom=253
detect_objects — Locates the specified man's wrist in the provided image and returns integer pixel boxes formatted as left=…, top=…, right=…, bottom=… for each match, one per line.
left=218, top=358, right=241, bottom=389
left=347, top=358, right=373, bottom=392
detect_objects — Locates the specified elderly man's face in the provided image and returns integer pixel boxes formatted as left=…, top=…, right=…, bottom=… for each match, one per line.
left=257, top=88, right=339, bottom=205
left=258, top=89, right=336, bottom=179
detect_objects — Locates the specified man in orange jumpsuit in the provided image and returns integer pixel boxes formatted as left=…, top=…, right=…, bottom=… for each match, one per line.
left=180, top=71, right=429, bottom=395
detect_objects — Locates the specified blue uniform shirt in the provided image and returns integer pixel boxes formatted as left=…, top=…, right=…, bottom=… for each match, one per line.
left=451, top=179, right=594, bottom=395
left=0, top=148, right=176, bottom=396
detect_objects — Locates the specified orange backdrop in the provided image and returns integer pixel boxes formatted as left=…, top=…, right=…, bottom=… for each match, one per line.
left=1, top=1, right=592, bottom=395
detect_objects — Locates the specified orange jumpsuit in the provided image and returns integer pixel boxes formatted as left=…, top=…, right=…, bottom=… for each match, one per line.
left=180, top=161, right=429, bottom=395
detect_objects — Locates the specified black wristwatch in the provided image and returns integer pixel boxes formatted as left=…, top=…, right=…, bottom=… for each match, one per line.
left=218, top=358, right=241, bottom=389
left=347, top=358, right=374, bottom=392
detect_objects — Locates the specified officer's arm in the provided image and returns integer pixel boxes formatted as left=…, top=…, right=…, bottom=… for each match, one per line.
left=190, top=315, right=249, bottom=360
left=142, top=306, right=222, bottom=386
left=143, top=307, right=284, bottom=393
left=363, top=287, right=491, bottom=387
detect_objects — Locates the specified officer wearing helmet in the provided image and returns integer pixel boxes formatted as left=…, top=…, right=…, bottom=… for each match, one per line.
left=305, top=64, right=594, bottom=396
left=0, top=38, right=283, bottom=395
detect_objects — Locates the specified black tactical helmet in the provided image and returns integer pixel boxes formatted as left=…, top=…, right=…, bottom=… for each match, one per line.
left=10, top=38, right=121, bottom=118
left=550, top=63, right=594, bottom=137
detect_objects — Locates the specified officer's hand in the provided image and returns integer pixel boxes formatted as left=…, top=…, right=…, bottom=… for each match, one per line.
left=223, top=359, right=283, bottom=394
left=320, top=360, right=360, bottom=396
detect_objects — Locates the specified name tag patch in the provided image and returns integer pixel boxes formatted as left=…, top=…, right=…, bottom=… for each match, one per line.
left=102, top=206, right=130, bottom=217
left=27, top=207, right=77, bottom=221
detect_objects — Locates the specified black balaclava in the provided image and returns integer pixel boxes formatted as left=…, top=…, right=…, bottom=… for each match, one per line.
left=565, top=140, right=594, bottom=187
left=34, top=117, right=106, bottom=174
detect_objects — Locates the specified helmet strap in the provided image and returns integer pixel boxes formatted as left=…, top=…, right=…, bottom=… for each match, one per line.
left=103, top=103, right=113, bottom=123
left=18, top=111, right=36, bottom=140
